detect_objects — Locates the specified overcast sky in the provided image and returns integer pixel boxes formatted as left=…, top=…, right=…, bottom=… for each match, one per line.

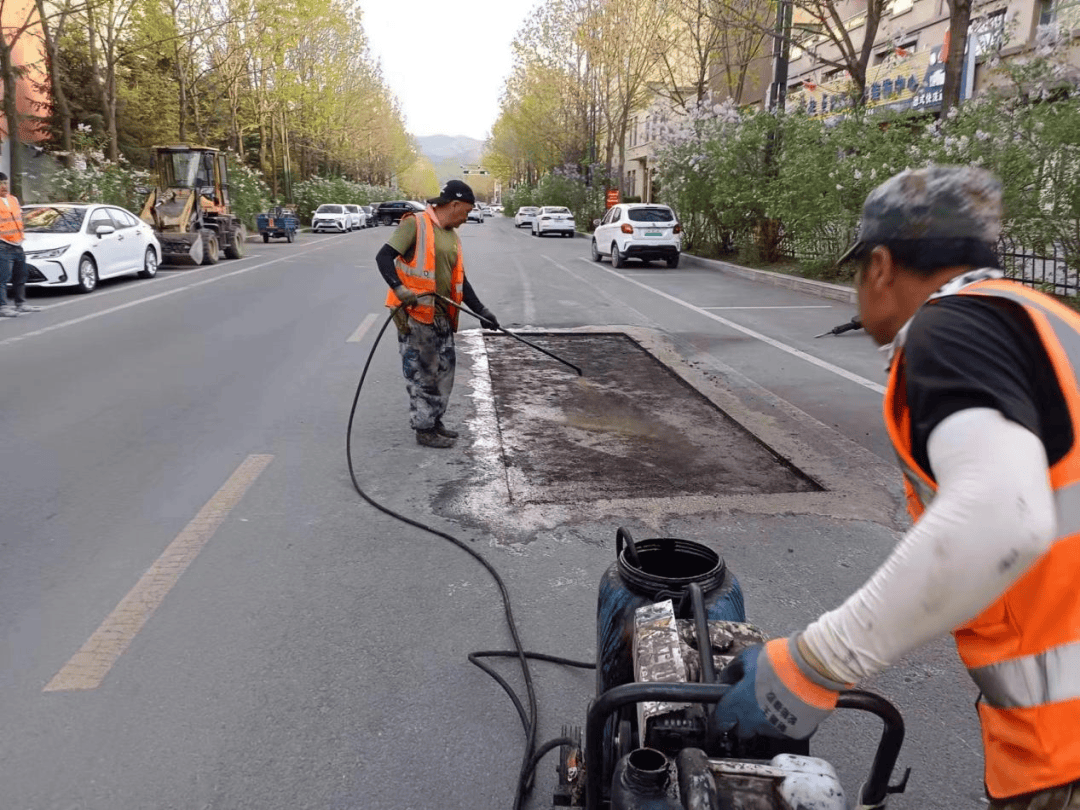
left=358, top=0, right=540, bottom=142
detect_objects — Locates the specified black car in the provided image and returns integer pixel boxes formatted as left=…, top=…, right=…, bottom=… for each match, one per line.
left=374, top=200, right=424, bottom=226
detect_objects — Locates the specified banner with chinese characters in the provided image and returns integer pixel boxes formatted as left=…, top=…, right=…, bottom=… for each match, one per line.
left=786, top=46, right=945, bottom=117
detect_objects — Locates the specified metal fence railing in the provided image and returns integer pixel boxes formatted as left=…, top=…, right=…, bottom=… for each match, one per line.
left=998, top=236, right=1079, bottom=298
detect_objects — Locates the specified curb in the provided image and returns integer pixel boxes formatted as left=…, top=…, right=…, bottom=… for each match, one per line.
left=680, top=252, right=857, bottom=305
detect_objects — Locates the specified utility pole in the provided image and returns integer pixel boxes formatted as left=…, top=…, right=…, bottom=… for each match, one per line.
left=767, top=0, right=793, bottom=112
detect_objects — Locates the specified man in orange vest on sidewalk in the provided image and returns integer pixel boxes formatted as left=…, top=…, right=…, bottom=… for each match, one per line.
left=713, top=166, right=1080, bottom=808
left=0, top=172, right=40, bottom=317
left=375, top=180, right=499, bottom=448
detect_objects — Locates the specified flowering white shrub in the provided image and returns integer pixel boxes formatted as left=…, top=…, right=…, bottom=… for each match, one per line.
left=292, top=177, right=397, bottom=221
left=653, top=47, right=1080, bottom=281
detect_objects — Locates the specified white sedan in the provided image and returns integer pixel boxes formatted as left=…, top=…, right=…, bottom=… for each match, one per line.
left=23, top=203, right=161, bottom=294
left=531, top=206, right=576, bottom=237
left=514, top=206, right=538, bottom=228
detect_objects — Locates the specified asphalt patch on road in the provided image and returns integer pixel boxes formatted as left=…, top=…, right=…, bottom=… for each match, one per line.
left=483, top=333, right=820, bottom=503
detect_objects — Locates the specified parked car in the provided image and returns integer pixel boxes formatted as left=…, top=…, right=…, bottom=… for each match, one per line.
left=343, top=204, right=366, bottom=230
left=532, top=206, right=576, bottom=237
left=591, top=203, right=682, bottom=268
left=361, top=205, right=378, bottom=228
left=312, top=203, right=350, bottom=233
left=514, top=206, right=539, bottom=228
left=374, top=200, right=425, bottom=226
left=479, top=204, right=493, bottom=217
left=466, top=206, right=484, bottom=224
left=22, top=203, right=161, bottom=294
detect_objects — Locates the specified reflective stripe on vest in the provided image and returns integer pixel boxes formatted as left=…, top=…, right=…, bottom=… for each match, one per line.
left=883, top=277, right=1080, bottom=798
left=383, top=210, right=465, bottom=329
left=0, top=196, right=23, bottom=244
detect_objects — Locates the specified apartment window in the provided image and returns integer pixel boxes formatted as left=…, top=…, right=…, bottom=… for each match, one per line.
left=1039, top=0, right=1054, bottom=25
left=875, top=39, right=917, bottom=64
left=975, top=9, right=1006, bottom=55
left=890, top=0, right=914, bottom=14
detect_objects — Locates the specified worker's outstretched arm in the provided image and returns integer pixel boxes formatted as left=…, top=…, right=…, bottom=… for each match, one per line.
left=801, top=407, right=1057, bottom=684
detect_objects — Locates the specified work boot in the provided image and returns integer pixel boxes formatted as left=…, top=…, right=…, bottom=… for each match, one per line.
left=434, top=420, right=459, bottom=439
left=15, top=304, right=41, bottom=313
left=415, top=428, right=455, bottom=448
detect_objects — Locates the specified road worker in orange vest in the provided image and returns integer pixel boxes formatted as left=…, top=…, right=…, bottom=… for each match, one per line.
left=0, top=172, right=39, bottom=317
left=713, top=165, right=1080, bottom=809
left=375, top=180, right=499, bottom=448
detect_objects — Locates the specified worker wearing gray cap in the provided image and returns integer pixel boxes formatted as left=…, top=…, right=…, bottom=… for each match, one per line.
left=714, top=165, right=1080, bottom=808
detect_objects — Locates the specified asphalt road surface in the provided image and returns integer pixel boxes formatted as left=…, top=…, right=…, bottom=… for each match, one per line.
left=1, top=217, right=985, bottom=809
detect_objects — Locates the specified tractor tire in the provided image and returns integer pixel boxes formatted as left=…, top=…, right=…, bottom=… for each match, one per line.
left=224, top=223, right=246, bottom=259
left=263, top=233, right=270, bottom=243
left=202, top=233, right=220, bottom=265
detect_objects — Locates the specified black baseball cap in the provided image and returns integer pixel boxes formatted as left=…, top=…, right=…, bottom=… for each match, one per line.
left=427, top=179, right=475, bottom=206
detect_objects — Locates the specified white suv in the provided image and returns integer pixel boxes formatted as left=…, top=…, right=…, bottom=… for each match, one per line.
left=312, top=204, right=350, bottom=233
left=532, top=206, right=576, bottom=237
left=591, top=203, right=682, bottom=268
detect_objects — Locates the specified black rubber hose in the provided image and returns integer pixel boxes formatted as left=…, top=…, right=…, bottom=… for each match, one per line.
left=346, top=296, right=585, bottom=810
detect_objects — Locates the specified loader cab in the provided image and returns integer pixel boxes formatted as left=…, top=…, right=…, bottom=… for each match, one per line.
left=142, top=146, right=231, bottom=231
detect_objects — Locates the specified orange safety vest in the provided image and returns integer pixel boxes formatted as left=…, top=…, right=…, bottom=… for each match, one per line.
left=884, top=277, right=1080, bottom=799
left=0, top=195, right=24, bottom=244
left=384, top=210, right=465, bottom=330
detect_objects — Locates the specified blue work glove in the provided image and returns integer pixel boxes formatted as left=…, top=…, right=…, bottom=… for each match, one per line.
left=712, top=636, right=847, bottom=742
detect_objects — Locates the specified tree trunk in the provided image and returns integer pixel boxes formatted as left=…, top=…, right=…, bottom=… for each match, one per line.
left=269, top=112, right=279, bottom=200
left=35, top=0, right=73, bottom=168
left=941, top=0, right=973, bottom=118
left=175, top=42, right=187, bottom=141
left=0, top=39, right=22, bottom=197
left=84, top=4, right=111, bottom=158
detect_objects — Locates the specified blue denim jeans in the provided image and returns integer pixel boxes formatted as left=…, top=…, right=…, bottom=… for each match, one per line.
left=0, top=241, right=25, bottom=307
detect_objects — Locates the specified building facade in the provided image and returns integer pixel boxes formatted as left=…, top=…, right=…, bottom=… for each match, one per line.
left=622, top=0, right=1080, bottom=202
left=0, top=0, right=49, bottom=179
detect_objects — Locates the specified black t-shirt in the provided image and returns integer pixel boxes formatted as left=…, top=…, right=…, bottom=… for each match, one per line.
left=903, top=294, right=1073, bottom=477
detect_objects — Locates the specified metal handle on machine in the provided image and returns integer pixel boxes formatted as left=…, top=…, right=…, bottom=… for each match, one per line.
left=586, top=682, right=732, bottom=810
left=687, top=582, right=715, bottom=685
left=585, top=684, right=908, bottom=810
left=615, top=527, right=641, bottom=569
left=837, top=690, right=910, bottom=806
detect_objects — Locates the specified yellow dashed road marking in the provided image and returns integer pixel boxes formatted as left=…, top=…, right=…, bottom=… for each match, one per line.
left=44, top=454, right=274, bottom=692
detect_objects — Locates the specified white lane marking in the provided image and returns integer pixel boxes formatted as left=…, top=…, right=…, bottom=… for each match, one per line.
left=0, top=242, right=339, bottom=349
left=703, top=305, right=834, bottom=310
left=559, top=257, right=885, bottom=395
left=21, top=239, right=329, bottom=314
left=347, top=313, right=380, bottom=343
left=44, top=454, right=274, bottom=692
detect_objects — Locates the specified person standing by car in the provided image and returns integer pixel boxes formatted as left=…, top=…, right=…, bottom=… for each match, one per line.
left=0, top=172, right=39, bottom=317
left=374, top=179, right=500, bottom=448
left=712, top=165, right=1080, bottom=808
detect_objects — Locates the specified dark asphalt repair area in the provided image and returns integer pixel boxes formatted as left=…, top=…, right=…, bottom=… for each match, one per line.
left=483, top=333, right=820, bottom=504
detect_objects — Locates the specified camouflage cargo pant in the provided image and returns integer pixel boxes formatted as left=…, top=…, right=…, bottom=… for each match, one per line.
left=398, top=315, right=456, bottom=431
left=990, top=781, right=1080, bottom=810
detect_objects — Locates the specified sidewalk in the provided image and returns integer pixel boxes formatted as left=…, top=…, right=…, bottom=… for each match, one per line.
left=681, top=252, right=857, bottom=305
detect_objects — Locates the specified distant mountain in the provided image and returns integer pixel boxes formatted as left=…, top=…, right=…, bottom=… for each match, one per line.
left=416, top=135, right=484, bottom=183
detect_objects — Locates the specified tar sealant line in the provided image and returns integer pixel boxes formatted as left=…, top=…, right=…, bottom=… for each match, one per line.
left=459, top=330, right=514, bottom=507
left=0, top=240, right=341, bottom=349
left=565, top=257, right=886, bottom=396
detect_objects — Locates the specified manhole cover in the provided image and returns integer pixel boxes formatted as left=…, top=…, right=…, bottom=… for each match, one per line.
left=483, top=333, right=820, bottom=503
